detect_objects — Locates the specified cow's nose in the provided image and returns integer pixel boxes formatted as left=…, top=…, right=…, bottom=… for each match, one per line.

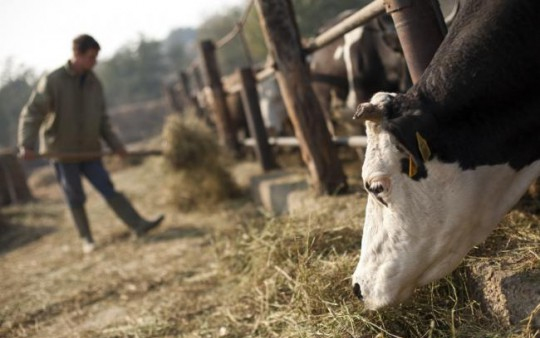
left=353, top=283, right=363, bottom=300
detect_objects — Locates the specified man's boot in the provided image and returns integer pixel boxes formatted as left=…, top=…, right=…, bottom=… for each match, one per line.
left=69, top=206, right=95, bottom=253
left=106, top=193, right=164, bottom=237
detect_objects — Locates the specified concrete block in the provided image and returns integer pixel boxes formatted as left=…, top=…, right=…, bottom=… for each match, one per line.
left=250, top=170, right=308, bottom=215
left=468, top=263, right=540, bottom=328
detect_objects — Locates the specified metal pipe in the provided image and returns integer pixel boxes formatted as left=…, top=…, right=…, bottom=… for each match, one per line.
left=383, top=0, right=446, bottom=83
left=243, top=136, right=367, bottom=148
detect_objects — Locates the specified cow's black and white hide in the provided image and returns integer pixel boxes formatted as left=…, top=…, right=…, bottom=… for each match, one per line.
left=352, top=0, right=540, bottom=309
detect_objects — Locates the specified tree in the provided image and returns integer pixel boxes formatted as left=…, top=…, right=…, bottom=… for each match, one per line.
left=197, top=7, right=253, bottom=75
left=195, top=0, right=375, bottom=75
left=292, top=0, right=371, bottom=36
left=96, top=36, right=169, bottom=106
left=163, top=28, right=197, bottom=71
left=0, top=60, right=35, bottom=148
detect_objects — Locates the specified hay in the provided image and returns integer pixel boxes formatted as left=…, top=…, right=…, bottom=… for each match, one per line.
left=166, top=166, right=239, bottom=212
left=162, top=113, right=221, bottom=171
left=204, top=191, right=539, bottom=337
left=162, top=113, right=240, bottom=211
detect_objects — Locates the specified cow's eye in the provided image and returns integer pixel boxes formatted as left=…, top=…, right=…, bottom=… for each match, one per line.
left=364, top=177, right=391, bottom=206
left=366, top=181, right=385, bottom=195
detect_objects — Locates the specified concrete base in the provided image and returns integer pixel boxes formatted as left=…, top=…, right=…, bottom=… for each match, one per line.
left=249, top=169, right=309, bottom=215
left=468, top=263, right=540, bottom=328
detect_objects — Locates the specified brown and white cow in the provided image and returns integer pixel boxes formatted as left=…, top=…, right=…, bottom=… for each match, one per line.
left=351, top=0, right=540, bottom=309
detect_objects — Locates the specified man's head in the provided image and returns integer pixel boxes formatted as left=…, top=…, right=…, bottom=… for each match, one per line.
left=71, top=34, right=100, bottom=73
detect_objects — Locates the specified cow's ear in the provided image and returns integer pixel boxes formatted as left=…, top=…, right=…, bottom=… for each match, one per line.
left=385, top=113, right=437, bottom=180
left=405, top=133, right=431, bottom=178
left=416, top=132, right=431, bottom=162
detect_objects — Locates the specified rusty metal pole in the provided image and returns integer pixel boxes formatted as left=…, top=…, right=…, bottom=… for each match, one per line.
left=383, top=0, right=446, bottom=83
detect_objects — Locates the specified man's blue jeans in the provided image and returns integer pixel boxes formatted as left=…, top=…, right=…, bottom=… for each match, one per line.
left=53, top=160, right=116, bottom=208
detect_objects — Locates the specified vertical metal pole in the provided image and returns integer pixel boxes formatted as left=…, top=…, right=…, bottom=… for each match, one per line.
left=383, top=0, right=446, bottom=83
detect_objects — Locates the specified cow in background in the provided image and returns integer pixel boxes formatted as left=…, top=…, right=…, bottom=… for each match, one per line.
left=352, top=0, right=540, bottom=309
left=220, top=69, right=291, bottom=145
left=309, top=0, right=459, bottom=136
left=257, top=75, right=291, bottom=137
left=309, top=11, right=411, bottom=137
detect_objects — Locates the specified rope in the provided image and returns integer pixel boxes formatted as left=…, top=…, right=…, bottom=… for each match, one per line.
left=215, top=0, right=255, bottom=49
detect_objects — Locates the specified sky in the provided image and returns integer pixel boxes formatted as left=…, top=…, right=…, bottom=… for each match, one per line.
left=0, top=0, right=246, bottom=77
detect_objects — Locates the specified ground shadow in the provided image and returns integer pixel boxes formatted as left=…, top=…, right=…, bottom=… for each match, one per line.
left=0, top=222, right=57, bottom=256
left=514, top=194, right=540, bottom=214
left=145, top=224, right=207, bottom=242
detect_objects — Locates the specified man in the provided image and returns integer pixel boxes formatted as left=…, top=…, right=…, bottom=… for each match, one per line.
left=18, top=34, right=164, bottom=253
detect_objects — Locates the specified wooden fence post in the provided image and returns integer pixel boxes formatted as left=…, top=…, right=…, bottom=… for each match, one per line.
left=254, top=0, right=347, bottom=194
left=163, top=81, right=183, bottom=113
left=0, top=150, right=32, bottom=206
left=178, top=70, right=203, bottom=115
left=237, top=68, right=278, bottom=172
left=191, top=65, right=205, bottom=93
left=198, top=40, right=240, bottom=154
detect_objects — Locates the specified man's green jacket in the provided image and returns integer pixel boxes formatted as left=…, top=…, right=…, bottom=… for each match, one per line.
left=18, top=61, right=124, bottom=161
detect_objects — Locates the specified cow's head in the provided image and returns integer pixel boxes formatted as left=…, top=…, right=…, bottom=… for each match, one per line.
left=351, top=92, right=540, bottom=310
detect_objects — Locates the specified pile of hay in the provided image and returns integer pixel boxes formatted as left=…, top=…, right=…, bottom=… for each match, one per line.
left=162, top=113, right=239, bottom=211
left=201, top=191, right=539, bottom=337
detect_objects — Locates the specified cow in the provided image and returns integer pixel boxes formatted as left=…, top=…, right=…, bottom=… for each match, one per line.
left=219, top=69, right=291, bottom=144
left=257, top=75, right=290, bottom=136
left=351, top=0, right=540, bottom=310
left=309, top=0, right=459, bottom=137
left=309, top=11, right=411, bottom=137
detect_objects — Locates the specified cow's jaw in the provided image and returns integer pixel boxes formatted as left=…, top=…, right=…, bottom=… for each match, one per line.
left=353, top=122, right=540, bottom=310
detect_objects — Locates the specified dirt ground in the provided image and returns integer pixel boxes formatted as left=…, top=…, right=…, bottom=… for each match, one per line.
left=1, top=153, right=539, bottom=337
left=0, top=157, right=261, bottom=338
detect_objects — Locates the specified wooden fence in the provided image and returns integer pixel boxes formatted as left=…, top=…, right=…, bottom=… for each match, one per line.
left=168, top=0, right=446, bottom=195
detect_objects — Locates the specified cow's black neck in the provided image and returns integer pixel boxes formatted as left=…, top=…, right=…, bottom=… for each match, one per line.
left=388, top=0, right=540, bottom=173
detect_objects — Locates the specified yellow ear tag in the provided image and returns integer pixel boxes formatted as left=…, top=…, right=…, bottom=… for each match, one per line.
left=408, top=156, right=417, bottom=177
left=416, top=132, right=431, bottom=162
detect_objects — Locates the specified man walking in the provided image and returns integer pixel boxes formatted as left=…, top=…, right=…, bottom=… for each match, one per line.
left=18, top=34, right=164, bottom=253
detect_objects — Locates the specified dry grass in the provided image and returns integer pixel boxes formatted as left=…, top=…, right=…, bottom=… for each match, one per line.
left=162, top=113, right=222, bottom=171
left=0, top=147, right=538, bottom=337
left=214, top=191, right=537, bottom=338
left=205, top=191, right=530, bottom=338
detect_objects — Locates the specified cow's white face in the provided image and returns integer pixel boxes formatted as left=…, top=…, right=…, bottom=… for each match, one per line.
left=352, top=93, right=540, bottom=310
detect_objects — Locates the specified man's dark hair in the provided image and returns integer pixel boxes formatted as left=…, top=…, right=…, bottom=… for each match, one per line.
left=72, top=34, right=101, bottom=54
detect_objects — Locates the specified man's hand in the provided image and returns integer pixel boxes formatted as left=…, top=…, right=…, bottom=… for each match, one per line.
left=115, top=147, right=128, bottom=159
left=18, top=147, right=37, bottom=160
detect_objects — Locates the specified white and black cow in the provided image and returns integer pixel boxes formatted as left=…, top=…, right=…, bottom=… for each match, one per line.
left=351, top=0, right=540, bottom=309
left=309, top=11, right=411, bottom=136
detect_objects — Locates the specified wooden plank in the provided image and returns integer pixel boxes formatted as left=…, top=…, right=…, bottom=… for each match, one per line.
left=198, top=40, right=240, bottom=154
left=0, top=152, right=32, bottom=206
left=254, top=0, right=347, bottom=195
left=237, top=68, right=278, bottom=172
